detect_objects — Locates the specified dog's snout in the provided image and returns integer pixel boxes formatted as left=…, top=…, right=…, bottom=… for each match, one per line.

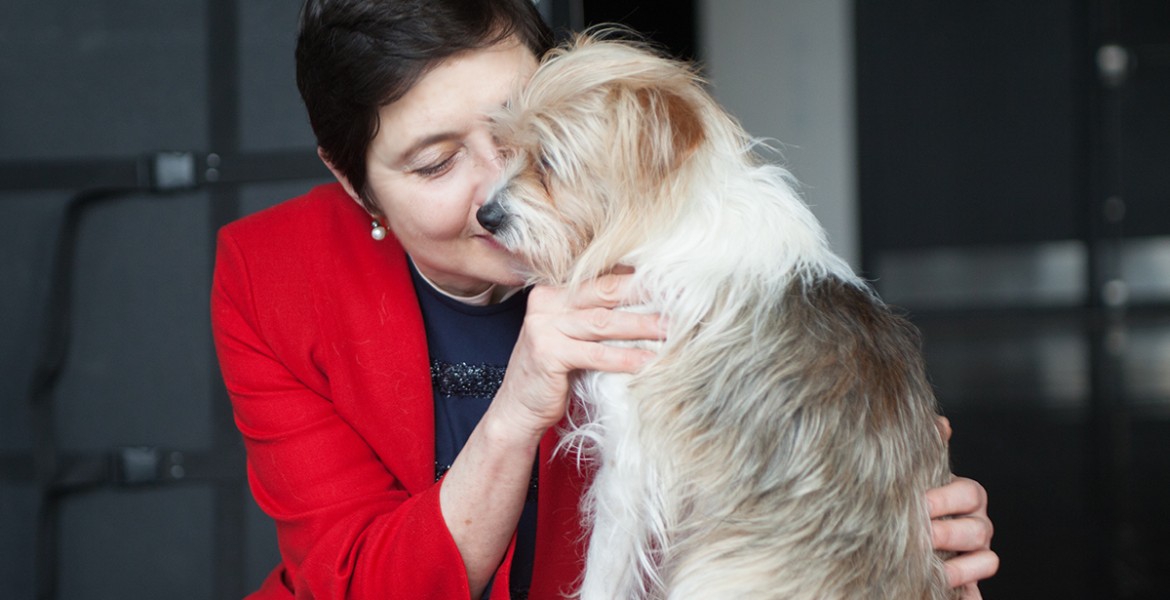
left=477, top=201, right=506, bottom=234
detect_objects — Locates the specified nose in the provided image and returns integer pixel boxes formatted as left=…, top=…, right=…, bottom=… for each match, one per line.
left=477, top=201, right=507, bottom=234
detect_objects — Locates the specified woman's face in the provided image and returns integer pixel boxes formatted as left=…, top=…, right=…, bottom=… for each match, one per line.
left=362, top=41, right=539, bottom=296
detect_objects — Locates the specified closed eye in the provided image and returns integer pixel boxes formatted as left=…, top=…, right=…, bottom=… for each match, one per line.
left=412, top=151, right=460, bottom=178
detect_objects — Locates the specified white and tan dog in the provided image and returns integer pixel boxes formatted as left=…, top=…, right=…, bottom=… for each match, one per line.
left=479, top=32, right=957, bottom=600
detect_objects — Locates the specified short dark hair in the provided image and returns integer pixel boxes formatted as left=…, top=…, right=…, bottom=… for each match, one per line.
left=296, top=0, right=554, bottom=213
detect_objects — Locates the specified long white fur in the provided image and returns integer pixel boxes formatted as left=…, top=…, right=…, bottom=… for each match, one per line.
left=485, top=31, right=956, bottom=600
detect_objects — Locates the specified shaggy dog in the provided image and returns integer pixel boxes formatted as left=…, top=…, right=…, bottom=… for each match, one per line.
left=478, top=33, right=957, bottom=600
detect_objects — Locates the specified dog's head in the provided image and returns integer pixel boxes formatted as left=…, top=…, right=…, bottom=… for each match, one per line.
left=479, top=33, right=719, bottom=285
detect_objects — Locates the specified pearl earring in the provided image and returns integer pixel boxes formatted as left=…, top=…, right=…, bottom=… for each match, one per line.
left=370, top=219, right=387, bottom=241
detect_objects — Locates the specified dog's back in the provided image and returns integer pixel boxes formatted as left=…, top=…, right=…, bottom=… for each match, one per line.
left=574, top=269, right=955, bottom=599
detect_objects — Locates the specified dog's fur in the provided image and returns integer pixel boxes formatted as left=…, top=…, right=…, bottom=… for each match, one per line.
left=481, top=33, right=957, bottom=600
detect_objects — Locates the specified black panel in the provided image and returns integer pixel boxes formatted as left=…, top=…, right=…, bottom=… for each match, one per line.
left=858, top=2, right=1170, bottom=598
left=1116, top=4, right=1170, bottom=238
left=943, top=409, right=1095, bottom=599
left=0, top=483, right=38, bottom=598
left=857, top=1, right=1087, bottom=252
left=238, top=2, right=317, bottom=152
left=583, top=0, right=698, bottom=61
left=51, top=193, right=214, bottom=450
left=56, top=489, right=216, bottom=598
left=0, top=1, right=310, bottom=598
left=0, top=2, right=209, bottom=160
left=1116, top=0, right=1170, bottom=45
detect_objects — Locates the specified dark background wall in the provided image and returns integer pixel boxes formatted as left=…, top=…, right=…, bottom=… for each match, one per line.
left=1, top=1, right=1167, bottom=599
left=0, top=1, right=328, bottom=597
left=857, top=2, right=1170, bottom=599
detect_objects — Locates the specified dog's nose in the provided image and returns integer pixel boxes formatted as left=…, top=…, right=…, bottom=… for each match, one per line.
left=477, top=201, right=506, bottom=234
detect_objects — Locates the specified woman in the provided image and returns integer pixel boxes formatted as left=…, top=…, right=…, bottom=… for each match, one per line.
left=211, top=1, right=998, bottom=598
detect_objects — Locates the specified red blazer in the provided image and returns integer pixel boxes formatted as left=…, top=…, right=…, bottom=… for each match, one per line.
left=211, top=183, right=588, bottom=599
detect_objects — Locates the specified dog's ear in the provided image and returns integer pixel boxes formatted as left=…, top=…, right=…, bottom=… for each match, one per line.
left=633, top=86, right=705, bottom=179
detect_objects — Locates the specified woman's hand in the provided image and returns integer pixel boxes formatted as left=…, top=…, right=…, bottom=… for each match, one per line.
left=929, top=418, right=1000, bottom=598
left=493, top=272, right=665, bottom=440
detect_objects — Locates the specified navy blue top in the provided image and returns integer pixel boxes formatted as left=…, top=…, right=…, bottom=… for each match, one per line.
left=409, top=264, right=536, bottom=598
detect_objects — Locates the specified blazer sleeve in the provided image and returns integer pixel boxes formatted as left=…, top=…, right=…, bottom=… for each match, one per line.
left=211, top=223, right=470, bottom=599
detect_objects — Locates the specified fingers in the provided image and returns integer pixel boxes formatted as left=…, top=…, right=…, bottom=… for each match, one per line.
left=928, top=477, right=993, bottom=554
left=519, top=308, right=662, bottom=376
left=928, top=475, right=998, bottom=589
left=532, top=271, right=640, bottom=310
left=926, top=477, right=987, bottom=520
left=553, top=307, right=666, bottom=343
left=944, top=550, right=1000, bottom=590
left=569, top=334, right=658, bottom=374
left=527, top=275, right=665, bottom=348
left=932, top=512, right=994, bottom=552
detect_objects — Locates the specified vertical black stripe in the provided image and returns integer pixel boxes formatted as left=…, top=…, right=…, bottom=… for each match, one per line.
left=207, top=0, right=246, bottom=598
left=1084, top=1, right=1133, bottom=597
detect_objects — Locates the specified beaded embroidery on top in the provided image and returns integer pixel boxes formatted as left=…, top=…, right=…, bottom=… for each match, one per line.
left=431, top=359, right=506, bottom=398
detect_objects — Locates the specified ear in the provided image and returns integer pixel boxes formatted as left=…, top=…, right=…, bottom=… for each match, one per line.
left=317, top=147, right=364, bottom=207
left=635, top=86, right=705, bottom=178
